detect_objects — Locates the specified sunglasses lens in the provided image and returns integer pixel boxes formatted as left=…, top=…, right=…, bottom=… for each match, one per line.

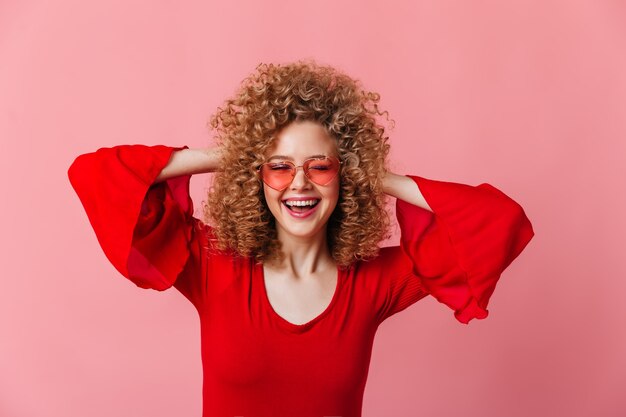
left=260, top=162, right=294, bottom=190
left=304, top=158, right=339, bottom=185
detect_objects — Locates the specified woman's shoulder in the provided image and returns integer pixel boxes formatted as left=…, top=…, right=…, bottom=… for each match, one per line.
left=352, top=245, right=412, bottom=274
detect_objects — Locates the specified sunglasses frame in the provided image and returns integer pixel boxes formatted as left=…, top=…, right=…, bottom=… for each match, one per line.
left=256, top=156, right=343, bottom=191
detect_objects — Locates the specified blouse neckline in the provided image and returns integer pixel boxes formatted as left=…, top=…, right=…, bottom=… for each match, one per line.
left=255, top=261, right=343, bottom=334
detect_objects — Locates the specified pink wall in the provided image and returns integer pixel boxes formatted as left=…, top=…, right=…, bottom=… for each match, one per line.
left=1, top=0, right=624, bottom=416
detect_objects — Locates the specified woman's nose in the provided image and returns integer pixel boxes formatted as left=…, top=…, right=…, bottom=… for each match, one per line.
left=289, top=166, right=312, bottom=189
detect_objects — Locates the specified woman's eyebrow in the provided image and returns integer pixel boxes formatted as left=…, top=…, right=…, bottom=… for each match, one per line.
left=268, top=154, right=328, bottom=161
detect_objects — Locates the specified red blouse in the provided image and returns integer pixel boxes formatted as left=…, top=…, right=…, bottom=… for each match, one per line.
left=67, top=144, right=534, bottom=417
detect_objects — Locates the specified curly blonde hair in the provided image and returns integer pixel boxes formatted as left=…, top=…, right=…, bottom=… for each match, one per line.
left=203, top=59, right=394, bottom=269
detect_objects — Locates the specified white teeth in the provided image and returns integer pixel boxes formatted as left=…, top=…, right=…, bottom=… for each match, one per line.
left=285, top=199, right=319, bottom=207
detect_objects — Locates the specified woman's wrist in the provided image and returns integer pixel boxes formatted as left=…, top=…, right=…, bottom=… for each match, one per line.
left=200, top=146, right=223, bottom=173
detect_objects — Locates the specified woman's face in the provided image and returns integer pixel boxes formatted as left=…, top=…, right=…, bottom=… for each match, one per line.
left=262, top=120, right=340, bottom=241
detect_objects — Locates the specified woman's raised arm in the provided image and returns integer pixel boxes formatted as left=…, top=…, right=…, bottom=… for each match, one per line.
left=154, top=146, right=222, bottom=183
left=383, top=171, right=433, bottom=212
left=378, top=174, right=534, bottom=324
left=67, top=144, right=220, bottom=310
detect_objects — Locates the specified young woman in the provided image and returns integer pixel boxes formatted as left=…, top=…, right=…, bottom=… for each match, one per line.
left=68, top=60, right=534, bottom=417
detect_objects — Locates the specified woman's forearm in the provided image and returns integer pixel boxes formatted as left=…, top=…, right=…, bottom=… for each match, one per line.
left=154, top=146, right=222, bottom=183
left=382, top=172, right=433, bottom=212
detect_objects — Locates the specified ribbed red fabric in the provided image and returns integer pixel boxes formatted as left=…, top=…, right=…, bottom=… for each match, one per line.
left=68, top=144, right=534, bottom=417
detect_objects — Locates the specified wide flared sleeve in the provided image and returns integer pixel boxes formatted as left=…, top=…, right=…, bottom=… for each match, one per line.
left=386, top=174, right=535, bottom=324
left=67, top=144, right=200, bottom=295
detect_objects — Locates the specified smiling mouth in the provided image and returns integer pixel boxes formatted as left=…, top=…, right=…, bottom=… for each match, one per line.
left=282, top=200, right=320, bottom=212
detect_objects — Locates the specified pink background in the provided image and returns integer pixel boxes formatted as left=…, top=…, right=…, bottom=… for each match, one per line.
left=1, top=0, right=625, bottom=416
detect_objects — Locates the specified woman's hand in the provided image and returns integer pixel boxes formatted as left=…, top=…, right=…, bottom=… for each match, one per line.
left=382, top=171, right=433, bottom=212
left=154, top=146, right=222, bottom=183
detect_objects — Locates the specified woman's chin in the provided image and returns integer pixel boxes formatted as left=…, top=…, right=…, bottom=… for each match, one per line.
left=278, top=223, right=325, bottom=240
left=276, top=217, right=329, bottom=240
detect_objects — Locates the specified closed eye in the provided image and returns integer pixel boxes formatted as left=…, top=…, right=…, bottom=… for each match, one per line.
left=269, top=164, right=292, bottom=170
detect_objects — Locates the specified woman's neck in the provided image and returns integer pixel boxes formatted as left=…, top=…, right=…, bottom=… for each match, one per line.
left=270, top=227, right=335, bottom=278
